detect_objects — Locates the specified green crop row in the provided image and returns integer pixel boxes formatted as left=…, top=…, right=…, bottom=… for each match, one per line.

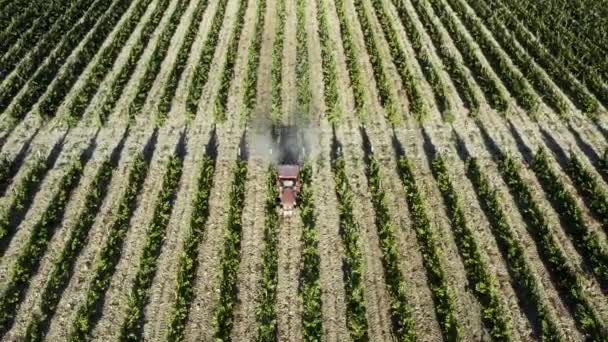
left=461, top=0, right=569, bottom=117
left=441, top=0, right=540, bottom=114
left=431, top=156, right=511, bottom=340
left=530, top=149, right=608, bottom=285
left=425, top=0, right=509, bottom=112
left=4, top=0, right=116, bottom=120
left=185, top=0, right=229, bottom=116
left=365, top=155, right=416, bottom=341
left=404, top=0, right=480, bottom=114
left=128, top=0, right=191, bottom=120
left=295, top=0, right=311, bottom=120
left=213, top=159, right=248, bottom=340
left=0, top=159, right=83, bottom=337
left=0, top=1, right=82, bottom=78
left=212, top=0, right=249, bottom=122
left=364, top=0, right=429, bottom=121
left=314, top=0, right=340, bottom=123
left=95, top=0, right=172, bottom=122
left=68, top=153, right=150, bottom=341
left=566, top=153, right=608, bottom=231
left=494, top=0, right=608, bottom=107
left=0, top=153, right=12, bottom=194
left=25, top=158, right=115, bottom=341
left=255, top=168, right=280, bottom=341
left=167, top=156, right=215, bottom=341
left=298, top=162, right=322, bottom=341
left=465, top=158, right=561, bottom=341
left=64, top=0, right=155, bottom=123
left=333, top=0, right=367, bottom=119
left=156, top=0, right=211, bottom=122
left=396, top=156, right=461, bottom=341
left=36, top=0, right=139, bottom=120
left=331, top=154, right=369, bottom=341
left=497, top=155, right=606, bottom=340
left=478, top=0, right=599, bottom=116
left=240, top=0, right=267, bottom=122
left=0, top=153, right=50, bottom=245
left=120, top=154, right=184, bottom=341
left=270, top=0, right=286, bottom=121
left=0, top=0, right=37, bottom=31
left=351, top=0, right=401, bottom=124
left=0, top=0, right=54, bottom=55
left=373, top=0, right=451, bottom=116
left=598, top=149, right=608, bottom=179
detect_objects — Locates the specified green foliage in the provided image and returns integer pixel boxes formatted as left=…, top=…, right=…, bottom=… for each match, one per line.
left=68, top=154, right=149, bottom=341
left=566, top=153, right=608, bottom=231
left=167, top=157, right=215, bottom=341
left=530, top=149, right=608, bottom=285
left=240, top=0, right=267, bottom=122
left=213, top=160, right=248, bottom=340
left=298, top=162, right=323, bottom=341
left=365, top=155, right=416, bottom=341
left=25, top=160, right=115, bottom=341
left=465, top=158, right=561, bottom=341
left=255, top=168, right=280, bottom=341
left=212, top=0, right=249, bottom=122
left=331, top=155, right=369, bottom=341
left=63, top=0, right=156, bottom=123
left=315, top=0, right=340, bottom=123
left=186, top=0, right=230, bottom=116
left=270, top=0, right=286, bottom=121
left=0, top=159, right=83, bottom=336
left=120, top=155, right=184, bottom=340
left=498, top=155, right=606, bottom=340
left=396, top=156, right=461, bottom=341
left=295, top=0, right=311, bottom=121
left=431, top=156, right=511, bottom=340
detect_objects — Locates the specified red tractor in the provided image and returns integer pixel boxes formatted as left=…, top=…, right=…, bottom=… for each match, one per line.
left=277, top=165, right=301, bottom=216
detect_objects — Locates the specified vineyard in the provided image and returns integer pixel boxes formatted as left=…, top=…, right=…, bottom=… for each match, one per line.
left=0, top=0, right=607, bottom=340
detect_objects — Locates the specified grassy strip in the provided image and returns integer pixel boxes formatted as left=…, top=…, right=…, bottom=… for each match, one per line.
left=566, top=153, right=608, bottom=232
left=331, top=154, right=369, bottom=341
left=68, top=153, right=150, bottom=341
left=364, top=154, right=416, bottom=340
left=351, top=0, right=401, bottom=124
left=166, top=156, right=215, bottom=341
left=365, top=0, right=431, bottom=120
left=530, top=149, right=608, bottom=286
left=465, top=158, right=561, bottom=341
left=35, top=0, right=139, bottom=119
left=64, top=0, right=155, bottom=123
left=0, top=159, right=84, bottom=337
left=372, top=0, right=451, bottom=116
left=212, top=0, right=249, bottom=122
left=314, top=0, right=340, bottom=123
left=496, top=155, right=606, bottom=340
left=295, top=0, right=311, bottom=120
left=270, top=0, right=286, bottom=121
left=0, top=146, right=61, bottom=249
left=120, top=153, right=184, bottom=340
left=431, top=156, right=511, bottom=340
left=185, top=0, right=230, bottom=116
left=95, top=0, right=172, bottom=122
left=402, top=0, right=479, bottom=113
left=461, top=0, right=569, bottom=116
left=24, top=158, right=116, bottom=341
left=128, top=0, right=191, bottom=120
left=424, top=0, right=508, bottom=112
left=441, top=0, right=540, bottom=114
left=0, top=0, right=97, bottom=112
left=240, top=0, right=267, bottom=122
left=396, top=156, right=461, bottom=341
left=213, top=160, right=248, bottom=340
left=334, top=0, right=367, bottom=119
left=5, top=0, right=116, bottom=120
left=299, top=162, right=323, bottom=340
left=255, top=168, right=280, bottom=341
left=156, top=0, right=211, bottom=122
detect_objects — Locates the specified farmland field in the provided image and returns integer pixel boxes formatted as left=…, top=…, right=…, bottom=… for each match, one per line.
left=0, top=0, right=607, bottom=340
